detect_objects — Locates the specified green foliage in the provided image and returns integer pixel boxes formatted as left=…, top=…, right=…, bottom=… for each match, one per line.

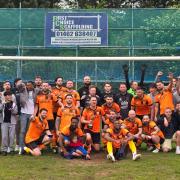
left=143, top=9, right=180, bottom=47
left=0, top=0, right=59, bottom=8
left=0, top=0, right=180, bottom=8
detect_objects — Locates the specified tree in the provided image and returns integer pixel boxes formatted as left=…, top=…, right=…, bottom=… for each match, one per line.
left=0, top=0, right=179, bottom=8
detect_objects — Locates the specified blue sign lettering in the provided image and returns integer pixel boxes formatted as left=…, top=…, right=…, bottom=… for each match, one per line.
left=45, top=12, right=108, bottom=46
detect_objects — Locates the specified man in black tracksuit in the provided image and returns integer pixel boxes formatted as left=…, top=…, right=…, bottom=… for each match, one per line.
left=115, top=83, right=133, bottom=120
left=78, top=76, right=101, bottom=108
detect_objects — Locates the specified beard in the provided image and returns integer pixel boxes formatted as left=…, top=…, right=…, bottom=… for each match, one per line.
left=109, top=117, right=115, bottom=122
left=143, top=122, right=149, bottom=126
left=57, top=84, right=62, bottom=87
left=70, top=125, right=77, bottom=132
left=40, top=115, right=46, bottom=121
left=43, top=89, right=49, bottom=94
left=107, top=103, right=112, bottom=106
left=84, top=82, right=91, bottom=86
left=114, top=127, right=120, bottom=133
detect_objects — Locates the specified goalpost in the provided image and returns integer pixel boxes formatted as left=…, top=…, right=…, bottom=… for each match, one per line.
left=0, top=56, right=179, bottom=61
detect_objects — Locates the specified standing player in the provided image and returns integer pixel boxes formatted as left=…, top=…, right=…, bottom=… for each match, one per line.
left=80, top=85, right=101, bottom=109
left=78, top=76, right=101, bottom=101
left=131, top=87, right=153, bottom=120
left=55, top=94, right=80, bottom=134
left=33, top=82, right=59, bottom=152
left=51, top=76, right=67, bottom=120
left=0, top=91, right=17, bottom=155
left=63, top=80, right=80, bottom=108
left=34, top=76, right=42, bottom=90
left=155, top=72, right=174, bottom=120
left=102, top=95, right=120, bottom=119
left=81, top=96, right=105, bottom=152
left=115, top=83, right=133, bottom=120
left=101, top=82, right=115, bottom=104
left=18, top=81, right=37, bottom=154
left=122, top=64, right=147, bottom=96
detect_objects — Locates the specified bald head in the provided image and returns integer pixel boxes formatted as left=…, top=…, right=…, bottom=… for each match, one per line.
left=83, top=76, right=91, bottom=85
left=128, top=110, right=136, bottom=119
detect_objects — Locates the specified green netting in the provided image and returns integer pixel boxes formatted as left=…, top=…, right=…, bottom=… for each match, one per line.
left=0, top=8, right=179, bottom=82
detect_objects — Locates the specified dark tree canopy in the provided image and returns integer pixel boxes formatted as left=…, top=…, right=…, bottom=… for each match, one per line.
left=0, top=0, right=179, bottom=8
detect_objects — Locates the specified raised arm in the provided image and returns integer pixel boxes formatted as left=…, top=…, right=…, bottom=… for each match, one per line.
left=154, top=71, right=163, bottom=83
left=166, top=72, right=173, bottom=91
left=139, top=64, right=147, bottom=87
left=122, top=64, right=130, bottom=90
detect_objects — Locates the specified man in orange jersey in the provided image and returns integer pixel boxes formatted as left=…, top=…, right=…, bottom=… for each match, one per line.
left=155, top=72, right=174, bottom=121
left=24, top=108, right=52, bottom=156
left=104, top=119, right=141, bottom=162
left=51, top=76, right=67, bottom=119
left=102, top=110, right=123, bottom=147
left=81, top=96, right=105, bottom=151
left=33, top=82, right=60, bottom=152
left=102, top=95, right=120, bottom=119
left=59, top=117, right=91, bottom=159
left=131, top=86, right=153, bottom=120
left=62, top=80, right=80, bottom=108
left=56, top=94, right=80, bottom=134
left=103, top=110, right=123, bottom=131
left=123, top=110, right=142, bottom=146
left=141, top=115, right=164, bottom=153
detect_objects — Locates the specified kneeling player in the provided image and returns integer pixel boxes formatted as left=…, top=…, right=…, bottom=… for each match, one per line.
left=141, top=115, right=164, bottom=153
left=59, top=117, right=91, bottom=159
left=123, top=110, right=142, bottom=147
left=104, top=119, right=141, bottom=162
left=102, top=110, right=123, bottom=147
left=24, top=108, right=53, bottom=156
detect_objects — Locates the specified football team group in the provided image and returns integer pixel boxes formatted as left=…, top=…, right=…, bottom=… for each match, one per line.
left=0, top=65, right=179, bottom=162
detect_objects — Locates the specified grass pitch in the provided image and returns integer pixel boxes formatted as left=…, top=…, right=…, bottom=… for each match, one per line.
left=0, top=150, right=179, bottom=180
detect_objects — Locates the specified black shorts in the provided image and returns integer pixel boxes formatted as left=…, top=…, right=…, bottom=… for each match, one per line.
left=53, top=112, right=57, bottom=120
left=148, top=137, right=165, bottom=145
left=84, top=129, right=100, bottom=144
left=160, top=138, right=165, bottom=144
left=136, top=115, right=147, bottom=120
left=48, top=120, right=55, bottom=131
left=26, top=133, right=46, bottom=150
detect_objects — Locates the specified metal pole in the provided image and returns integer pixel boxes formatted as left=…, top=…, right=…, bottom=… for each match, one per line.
left=75, top=46, right=78, bottom=90
left=131, top=3, right=135, bottom=80
left=17, top=1, right=22, bottom=78
left=95, top=61, right=98, bottom=86
left=75, top=1, right=79, bottom=90
left=128, top=41, right=131, bottom=74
